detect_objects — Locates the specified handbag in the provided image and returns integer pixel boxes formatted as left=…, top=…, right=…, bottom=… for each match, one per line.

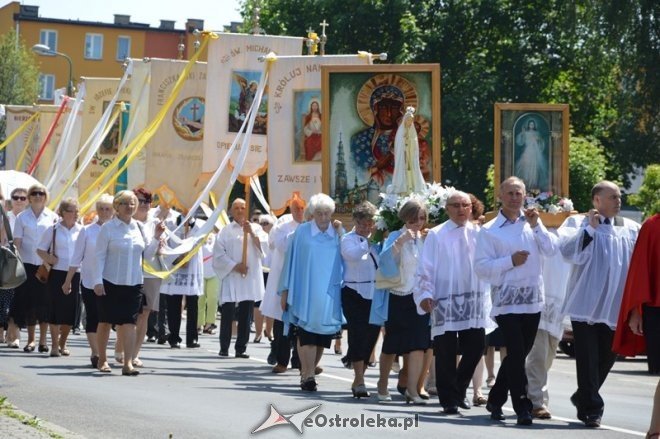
left=0, top=203, right=27, bottom=289
left=35, top=223, right=56, bottom=284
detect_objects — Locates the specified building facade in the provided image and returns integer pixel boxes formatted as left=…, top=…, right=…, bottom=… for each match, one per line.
left=0, top=2, right=208, bottom=101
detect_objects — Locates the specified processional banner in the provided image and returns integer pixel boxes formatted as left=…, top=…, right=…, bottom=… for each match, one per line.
left=4, top=105, right=69, bottom=184
left=267, top=55, right=371, bottom=214
left=77, top=77, right=132, bottom=198
left=202, top=33, right=303, bottom=189
left=128, top=58, right=207, bottom=210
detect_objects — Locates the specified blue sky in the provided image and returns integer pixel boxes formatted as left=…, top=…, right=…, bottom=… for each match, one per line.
left=19, top=0, right=243, bottom=31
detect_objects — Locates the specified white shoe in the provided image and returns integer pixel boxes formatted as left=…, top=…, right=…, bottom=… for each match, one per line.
left=405, top=390, right=428, bottom=405
left=377, top=393, right=392, bottom=403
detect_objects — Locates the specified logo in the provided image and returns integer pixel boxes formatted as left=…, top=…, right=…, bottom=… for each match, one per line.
left=172, top=96, right=205, bottom=141
left=252, top=404, right=321, bottom=434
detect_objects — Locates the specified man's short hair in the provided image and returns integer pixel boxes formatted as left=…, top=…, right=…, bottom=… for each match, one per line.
left=591, top=181, right=619, bottom=199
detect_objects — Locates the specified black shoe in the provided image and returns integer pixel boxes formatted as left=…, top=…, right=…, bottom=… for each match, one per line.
left=584, top=414, right=601, bottom=428
left=38, top=345, right=49, bottom=353
left=186, top=343, right=201, bottom=348
left=90, top=355, right=99, bottom=369
left=443, top=405, right=459, bottom=415
left=218, top=350, right=229, bottom=357
left=486, top=403, right=505, bottom=421
left=169, top=342, right=181, bottom=349
left=517, top=412, right=533, bottom=426
left=146, top=336, right=156, bottom=343
left=301, top=378, right=317, bottom=391
left=396, top=385, right=407, bottom=396
left=570, top=392, right=586, bottom=422
left=157, top=337, right=167, bottom=345
left=235, top=352, right=250, bottom=359
left=458, top=397, right=471, bottom=410
left=266, top=352, right=276, bottom=365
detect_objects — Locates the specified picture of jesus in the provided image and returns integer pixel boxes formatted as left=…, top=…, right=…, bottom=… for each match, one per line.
left=302, top=100, right=322, bottom=161
left=514, top=117, right=550, bottom=191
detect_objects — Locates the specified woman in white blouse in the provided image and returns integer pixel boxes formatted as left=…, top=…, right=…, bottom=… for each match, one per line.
left=10, top=183, right=58, bottom=353
left=37, top=198, right=83, bottom=357
left=94, top=191, right=162, bottom=376
left=62, top=195, right=114, bottom=370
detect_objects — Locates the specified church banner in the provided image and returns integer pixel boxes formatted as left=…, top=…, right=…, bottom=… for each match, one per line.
left=138, top=58, right=207, bottom=210
left=4, top=105, right=67, bottom=184
left=77, top=77, right=132, bottom=198
left=267, top=55, right=371, bottom=214
left=203, top=33, right=303, bottom=182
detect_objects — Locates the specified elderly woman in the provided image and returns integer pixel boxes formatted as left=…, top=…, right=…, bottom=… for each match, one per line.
left=36, top=198, right=83, bottom=357
left=10, top=183, right=58, bottom=353
left=94, top=190, right=162, bottom=376
left=62, top=195, right=114, bottom=369
left=374, top=198, right=431, bottom=404
left=2, top=187, right=29, bottom=348
left=280, top=193, right=343, bottom=392
left=340, top=201, right=382, bottom=398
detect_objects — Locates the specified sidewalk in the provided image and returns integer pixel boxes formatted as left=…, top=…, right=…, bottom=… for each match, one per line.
left=0, top=400, right=86, bottom=439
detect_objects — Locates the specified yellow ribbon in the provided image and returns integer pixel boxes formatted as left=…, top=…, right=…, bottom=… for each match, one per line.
left=80, top=31, right=218, bottom=214
left=49, top=103, right=123, bottom=210
left=15, top=116, right=41, bottom=171
left=143, top=231, right=211, bottom=279
left=0, top=112, right=40, bottom=154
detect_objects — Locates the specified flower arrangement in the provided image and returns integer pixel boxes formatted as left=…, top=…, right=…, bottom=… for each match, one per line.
left=373, top=182, right=453, bottom=240
left=524, top=190, right=574, bottom=214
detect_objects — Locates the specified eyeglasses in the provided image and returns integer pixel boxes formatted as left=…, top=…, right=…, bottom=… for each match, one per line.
left=137, top=199, right=151, bottom=205
left=30, top=191, right=46, bottom=197
left=119, top=202, right=136, bottom=207
left=447, top=203, right=472, bottom=209
left=12, top=195, right=27, bottom=201
left=64, top=209, right=79, bottom=214
left=259, top=222, right=271, bottom=226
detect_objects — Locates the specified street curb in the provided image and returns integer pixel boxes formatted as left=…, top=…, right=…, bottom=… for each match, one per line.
left=0, top=403, right=87, bottom=438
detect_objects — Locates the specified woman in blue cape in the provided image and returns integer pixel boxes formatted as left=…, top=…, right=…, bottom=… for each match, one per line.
left=279, top=193, right=343, bottom=392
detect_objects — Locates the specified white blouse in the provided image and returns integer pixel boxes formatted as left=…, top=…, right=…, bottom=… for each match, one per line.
left=94, top=217, right=158, bottom=287
left=69, top=223, right=102, bottom=289
left=341, top=230, right=379, bottom=300
left=37, top=221, right=83, bottom=272
left=14, top=207, right=59, bottom=265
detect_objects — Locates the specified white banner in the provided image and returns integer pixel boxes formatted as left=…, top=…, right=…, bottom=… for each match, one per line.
left=4, top=105, right=67, bottom=183
left=267, top=55, right=371, bottom=214
left=78, top=77, right=132, bottom=197
left=202, top=33, right=303, bottom=180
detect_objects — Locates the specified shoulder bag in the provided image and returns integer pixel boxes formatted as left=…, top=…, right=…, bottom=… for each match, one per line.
left=0, top=203, right=27, bottom=289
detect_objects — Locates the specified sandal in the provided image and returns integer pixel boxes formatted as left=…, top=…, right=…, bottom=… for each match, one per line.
left=98, top=362, right=112, bottom=373
left=8, top=341, right=19, bottom=349
left=473, top=395, right=488, bottom=406
left=50, top=350, right=61, bottom=357
left=38, top=345, right=49, bottom=353
left=115, top=355, right=124, bottom=364
left=90, top=355, right=99, bottom=368
left=23, top=343, right=35, bottom=353
left=132, top=358, right=144, bottom=368
left=59, top=348, right=71, bottom=356
left=264, top=330, right=274, bottom=342
left=121, top=367, right=140, bottom=376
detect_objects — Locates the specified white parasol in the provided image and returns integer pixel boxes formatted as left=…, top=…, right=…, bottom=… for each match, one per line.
left=0, top=170, right=41, bottom=200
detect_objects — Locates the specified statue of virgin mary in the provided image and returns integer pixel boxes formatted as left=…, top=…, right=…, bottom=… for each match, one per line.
left=390, top=106, right=426, bottom=195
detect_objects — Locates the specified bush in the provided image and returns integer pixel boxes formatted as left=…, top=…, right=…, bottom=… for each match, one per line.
left=628, top=164, right=660, bottom=219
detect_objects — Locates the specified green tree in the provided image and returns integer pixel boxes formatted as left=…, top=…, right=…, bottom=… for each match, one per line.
left=0, top=29, right=39, bottom=107
left=629, top=164, right=660, bottom=219
left=0, top=29, right=39, bottom=143
left=568, top=136, right=610, bottom=212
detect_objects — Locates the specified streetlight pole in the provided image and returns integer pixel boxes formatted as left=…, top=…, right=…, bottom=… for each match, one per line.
left=31, top=43, right=74, bottom=97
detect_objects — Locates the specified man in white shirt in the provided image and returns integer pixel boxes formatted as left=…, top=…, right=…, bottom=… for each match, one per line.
left=213, top=198, right=267, bottom=358
left=415, top=191, right=493, bottom=414
left=559, top=180, right=639, bottom=428
left=475, top=176, right=558, bottom=426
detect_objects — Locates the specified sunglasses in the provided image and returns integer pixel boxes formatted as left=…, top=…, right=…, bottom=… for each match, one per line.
left=137, top=199, right=151, bottom=205
left=30, top=191, right=46, bottom=197
left=12, top=195, right=27, bottom=201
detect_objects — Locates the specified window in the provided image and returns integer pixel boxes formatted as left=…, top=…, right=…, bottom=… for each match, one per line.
left=39, top=74, right=55, bottom=100
left=39, top=29, right=57, bottom=53
left=116, top=36, right=131, bottom=61
left=84, top=33, right=103, bottom=59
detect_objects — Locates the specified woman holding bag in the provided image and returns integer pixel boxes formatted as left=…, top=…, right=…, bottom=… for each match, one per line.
left=10, top=183, right=58, bottom=353
left=37, top=198, right=82, bottom=357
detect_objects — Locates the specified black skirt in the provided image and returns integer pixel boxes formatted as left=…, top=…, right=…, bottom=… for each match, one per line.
left=99, top=280, right=145, bottom=325
left=9, top=263, right=49, bottom=327
left=382, top=293, right=431, bottom=355
left=47, top=269, right=79, bottom=325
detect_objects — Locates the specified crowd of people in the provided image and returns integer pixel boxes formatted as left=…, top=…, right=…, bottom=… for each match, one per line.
left=0, top=178, right=658, bottom=436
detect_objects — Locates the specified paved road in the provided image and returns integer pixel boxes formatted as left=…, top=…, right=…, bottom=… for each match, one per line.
left=0, top=326, right=655, bottom=438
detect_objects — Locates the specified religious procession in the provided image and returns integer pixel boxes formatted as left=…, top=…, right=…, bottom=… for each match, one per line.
left=0, top=1, right=658, bottom=438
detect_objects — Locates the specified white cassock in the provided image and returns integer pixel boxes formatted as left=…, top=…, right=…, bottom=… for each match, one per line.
left=213, top=221, right=267, bottom=304
left=539, top=228, right=571, bottom=340
left=559, top=215, right=639, bottom=328
left=413, top=220, right=494, bottom=338
left=259, top=214, right=300, bottom=320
